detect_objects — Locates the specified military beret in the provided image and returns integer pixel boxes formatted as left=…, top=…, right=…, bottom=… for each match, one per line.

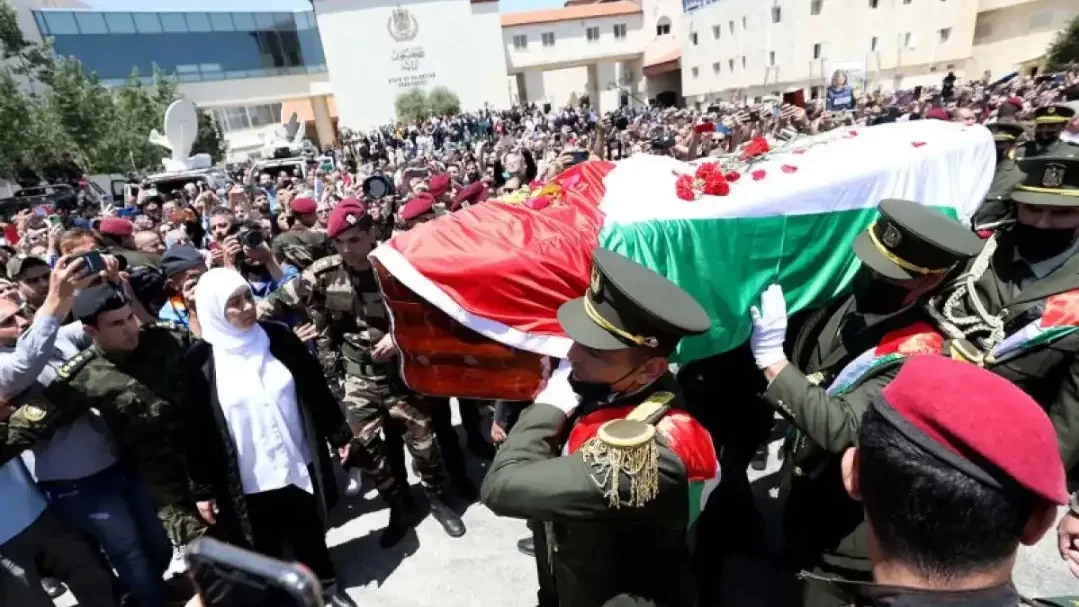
left=428, top=174, right=451, bottom=199
left=874, top=355, right=1067, bottom=506
left=161, top=244, right=206, bottom=278
left=98, top=217, right=134, bottom=237
left=72, top=282, right=129, bottom=322
left=327, top=198, right=371, bottom=238
left=451, top=182, right=488, bottom=212
left=290, top=196, right=317, bottom=215
left=399, top=193, right=437, bottom=222
left=7, top=255, right=48, bottom=280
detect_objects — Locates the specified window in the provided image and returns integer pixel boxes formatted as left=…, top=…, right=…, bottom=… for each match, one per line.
left=613, top=23, right=626, bottom=39
left=512, top=34, right=527, bottom=50
left=871, top=35, right=878, bottom=51
left=811, top=85, right=822, bottom=99
left=656, top=17, right=671, bottom=36
left=869, top=0, right=878, bottom=7
left=771, top=6, right=781, bottom=23
left=712, top=61, right=721, bottom=73
left=691, top=32, right=698, bottom=45
left=224, top=107, right=251, bottom=131
left=73, top=12, right=106, bottom=34
left=728, top=20, right=734, bottom=33
left=741, top=56, right=746, bottom=68
left=904, top=32, right=913, bottom=48
left=132, top=12, right=163, bottom=33
left=691, top=66, right=699, bottom=78
left=542, top=32, right=555, bottom=46
left=158, top=13, right=188, bottom=33
left=43, top=11, right=79, bottom=34
left=902, top=0, right=911, bottom=4
left=103, top=12, right=135, bottom=34
left=231, top=13, right=255, bottom=30
left=728, top=58, right=735, bottom=71
left=769, top=50, right=775, bottom=65
left=813, top=43, right=821, bottom=59
left=741, top=15, right=746, bottom=29
left=586, top=26, right=599, bottom=42
left=209, top=12, right=234, bottom=31
left=712, top=24, right=720, bottom=39
left=938, top=27, right=951, bottom=42
left=184, top=13, right=211, bottom=32
left=811, top=0, right=823, bottom=15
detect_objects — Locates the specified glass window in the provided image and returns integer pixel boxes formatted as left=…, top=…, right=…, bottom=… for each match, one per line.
left=231, top=13, right=256, bottom=31
left=771, top=6, right=780, bottom=23
left=813, top=42, right=821, bottom=58
left=209, top=12, right=234, bottom=31
left=769, top=50, right=775, bottom=65
left=512, top=34, right=526, bottom=50
left=712, top=61, right=720, bottom=73
left=691, top=32, right=697, bottom=45
left=254, top=12, right=276, bottom=30
left=586, top=26, right=599, bottom=42
left=132, top=13, right=162, bottom=33
left=712, top=24, right=719, bottom=39
left=279, top=30, right=303, bottom=66
left=104, top=12, right=135, bottom=34
left=185, top=13, right=211, bottom=32
left=33, top=11, right=48, bottom=35
left=251, top=104, right=277, bottom=127
left=295, top=12, right=314, bottom=30
left=224, top=107, right=251, bottom=131
left=542, top=32, right=554, bottom=46
left=613, top=23, right=626, bottom=39
left=74, top=12, right=107, bottom=34
left=43, top=12, right=79, bottom=35
left=159, top=13, right=187, bottom=33
left=811, top=0, right=823, bottom=15
left=691, top=67, right=698, bottom=78
left=273, top=13, right=293, bottom=31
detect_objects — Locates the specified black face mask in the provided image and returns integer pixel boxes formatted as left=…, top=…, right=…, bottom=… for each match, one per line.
left=1013, top=221, right=1078, bottom=262
left=568, top=363, right=642, bottom=404
left=851, top=271, right=914, bottom=316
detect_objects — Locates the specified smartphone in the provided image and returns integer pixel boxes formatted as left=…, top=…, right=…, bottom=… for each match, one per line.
left=567, top=150, right=590, bottom=165
left=185, top=538, right=323, bottom=607
left=693, top=121, right=715, bottom=134
left=73, top=250, right=103, bottom=275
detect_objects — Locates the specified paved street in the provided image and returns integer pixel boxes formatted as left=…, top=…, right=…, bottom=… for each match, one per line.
left=58, top=406, right=1078, bottom=606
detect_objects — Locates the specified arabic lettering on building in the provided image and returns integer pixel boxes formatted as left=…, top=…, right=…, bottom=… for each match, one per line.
left=392, top=46, right=425, bottom=72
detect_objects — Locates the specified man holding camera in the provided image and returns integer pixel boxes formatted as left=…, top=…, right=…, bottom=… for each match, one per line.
left=220, top=220, right=296, bottom=302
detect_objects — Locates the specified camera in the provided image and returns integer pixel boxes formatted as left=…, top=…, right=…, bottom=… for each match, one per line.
left=227, top=221, right=264, bottom=248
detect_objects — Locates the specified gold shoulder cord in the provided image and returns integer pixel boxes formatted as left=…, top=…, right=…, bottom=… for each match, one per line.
left=582, top=297, right=660, bottom=348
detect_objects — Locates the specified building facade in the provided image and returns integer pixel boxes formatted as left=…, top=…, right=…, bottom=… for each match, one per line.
left=679, top=0, right=1078, bottom=105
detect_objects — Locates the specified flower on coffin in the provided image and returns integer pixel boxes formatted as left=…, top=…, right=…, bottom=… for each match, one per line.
left=725, top=170, right=741, bottom=182
left=703, top=171, right=730, bottom=196
left=695, top=162, right=719, bottom=181
left=741, top=137, right=771, bottom=160
left=751, top=169, right=767, bottom=181
left=677, top=162, right=732, bottom=200
left=675, top=174, right=696, bottom=201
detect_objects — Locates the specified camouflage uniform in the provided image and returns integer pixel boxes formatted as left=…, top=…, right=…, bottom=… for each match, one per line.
left=37, top=321, right=205, bottom=545
left=258, top=254, right=447, bottom=498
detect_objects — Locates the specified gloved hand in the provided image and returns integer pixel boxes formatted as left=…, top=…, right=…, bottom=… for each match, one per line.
left=749, top=284, right=788, bottom=369
left=535, top=359, right=580, bottom=415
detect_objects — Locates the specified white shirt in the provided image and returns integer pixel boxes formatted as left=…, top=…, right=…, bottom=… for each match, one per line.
left=219, top=355, right=313, bottom=496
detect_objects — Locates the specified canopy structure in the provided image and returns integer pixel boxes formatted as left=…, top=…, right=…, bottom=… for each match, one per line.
left=372, top=120, right=995, bottom=398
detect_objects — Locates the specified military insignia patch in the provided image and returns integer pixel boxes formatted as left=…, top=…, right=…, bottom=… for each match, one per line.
left=346, top=214, right=357, bottom=226
left=881, top=223, right=903, bottom=248
left=19, top=401, right=48, bottom=422
left=806, top=372, right=825, bottom=386
left=1043, top=163, right=1067, bottom=188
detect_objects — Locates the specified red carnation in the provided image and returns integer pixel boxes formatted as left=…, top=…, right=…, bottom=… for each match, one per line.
left=675, top=174, right=696, bottom=201
left=751, top=169, right=767, bottom=181
left=724, top=170, right=741, bottom=182
left=695, top=163, right=719, bottom=181
left=703, top=174, right=730, bottom=196
left=742, top=137, right=771, bottom=159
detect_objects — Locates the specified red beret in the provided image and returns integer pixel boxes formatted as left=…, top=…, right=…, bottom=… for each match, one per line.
left=99, top=217, right=134, bottom=237
left=428, top=174, right=451, bottom=199
left=451, top=182, right=488, bottom=212
left=400, top=193, right=436, bottom=221
left=326, top=198, right=369, bottom=238
left=290, top=196, right=317, bottom=215
left=924, top=108, right=950, bottom=121
left=877, top=355, right=1067, bottom=505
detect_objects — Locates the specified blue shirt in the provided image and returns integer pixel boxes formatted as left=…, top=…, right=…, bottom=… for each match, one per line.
left=247, top=265, right=299, bottom=301
left=826, top=85, right=854, bottom=111
left=0, top=459, right=48, bottom=545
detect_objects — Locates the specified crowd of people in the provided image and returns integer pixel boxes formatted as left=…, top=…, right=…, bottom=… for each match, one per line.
left=0, top=67, right=1078, bottom=607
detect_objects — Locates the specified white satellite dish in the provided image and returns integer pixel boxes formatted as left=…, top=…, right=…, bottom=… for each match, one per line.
left=284, top=112, right=301, bottom=141
left=149, top=98, right=201, bottom=172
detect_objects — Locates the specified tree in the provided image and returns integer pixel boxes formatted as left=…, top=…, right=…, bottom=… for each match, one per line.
left=427, top=86, right=460, bottom=116
left=1045, top=14, right=1079, bottom=72
left=395, top=88, right=428, bottom=123
left=192, top=109, right=227, bottom=164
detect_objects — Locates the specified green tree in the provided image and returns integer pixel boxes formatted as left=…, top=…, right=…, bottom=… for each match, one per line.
left=192, top=109, right=227, bottom=163
left=1046, top=14, right=1079, bottom=72
left=427, top=86, right=460, bottom=116
left=395, top=88, right=429, bottom=123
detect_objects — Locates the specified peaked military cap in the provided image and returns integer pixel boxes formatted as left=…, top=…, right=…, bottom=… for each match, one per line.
left=852, top=199, right=985, bottom=281
left=1012, top=151, right=1079, bottom=207
left=986, top=122, right=1024, bottom=143
left=1034, top=104, right=1076, bottom=125
left=72, top=282, right=129, bottom=322
left=557, top=248, right=710, bottom=351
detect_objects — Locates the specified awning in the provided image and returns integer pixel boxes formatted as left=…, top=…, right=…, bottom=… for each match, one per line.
left=644, top=49, right=680, bottom=78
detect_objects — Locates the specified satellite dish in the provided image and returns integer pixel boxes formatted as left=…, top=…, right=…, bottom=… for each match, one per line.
left=150, top=99, right=200, bottom=171
left=284, top=112, right=301, bottom=141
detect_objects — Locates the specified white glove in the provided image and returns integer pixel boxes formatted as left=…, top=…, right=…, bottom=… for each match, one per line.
left=535, top=359, right=580, bottom=415
left=749, top=284, right=788, bottom=369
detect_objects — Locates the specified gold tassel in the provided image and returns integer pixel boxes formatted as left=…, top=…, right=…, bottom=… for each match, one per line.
left=581, top=436, right=660, bottom=508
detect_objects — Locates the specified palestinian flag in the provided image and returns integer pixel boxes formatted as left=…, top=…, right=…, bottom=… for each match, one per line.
left=371, top=120, right=995, bottom=370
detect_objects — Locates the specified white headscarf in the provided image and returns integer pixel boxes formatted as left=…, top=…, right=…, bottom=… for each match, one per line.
left=194, top=268, right=312, bottom=495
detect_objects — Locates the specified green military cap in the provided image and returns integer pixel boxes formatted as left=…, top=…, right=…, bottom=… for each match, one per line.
left=1034, top=104, right=1076, bottom=125
left=852, top=199, right=985, bottom=281
left=986, top=122, right=1025, bottom=143
left=557, top=248, right=710, bottom=351
left=1013, top=151, right=1079, bottom=207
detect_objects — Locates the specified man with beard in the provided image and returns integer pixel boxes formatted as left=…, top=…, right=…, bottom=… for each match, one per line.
left=746, top=199, right=984, bottom=607
left=929, top=152, right=1079, bottom=483
left=1018, top=104, right=1076, bottom=160
left=973, top=122, right=1027, bottom=229
left=223, top=220, right=295, bottom=301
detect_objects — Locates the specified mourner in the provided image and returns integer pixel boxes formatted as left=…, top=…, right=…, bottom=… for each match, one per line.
left=748, top=199, right=985, bottom=606
left=974, top=122, right=1027, bottom=229
left=482, top=247, right=717, bottom=607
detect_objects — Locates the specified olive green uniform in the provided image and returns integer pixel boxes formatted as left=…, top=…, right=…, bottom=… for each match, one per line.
left=3, top=321, right=204, bottom=544
left=973, top=157, right=1024, bottom=229
left=258, top=254, right=447, bottom=498
left=481, top=376, right=697, bottom=607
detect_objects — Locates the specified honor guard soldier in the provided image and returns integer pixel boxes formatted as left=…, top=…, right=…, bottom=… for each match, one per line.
left=928, top=150, right=1079, bottom=482
left=806, top=356, right=1067, bottom=606
left=258, top=198, right=466, bottom=546
left=1018, top=104, right=1076, bottom=159
left=974, top=122, right=1028, bottom=230
left=747, top=199, right=984, bottom=607
left=482, top=248, right=719, bottom=607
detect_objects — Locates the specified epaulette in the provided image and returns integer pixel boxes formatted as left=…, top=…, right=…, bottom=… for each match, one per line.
left=308, top=254, right=343, bottom=276
left=56, top=347, right=97, bottom=380
left=582, top=391, right=675, bottom=509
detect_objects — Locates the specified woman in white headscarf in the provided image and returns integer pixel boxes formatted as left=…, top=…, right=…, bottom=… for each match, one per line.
left=183, top=268, right=356, bottom=607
